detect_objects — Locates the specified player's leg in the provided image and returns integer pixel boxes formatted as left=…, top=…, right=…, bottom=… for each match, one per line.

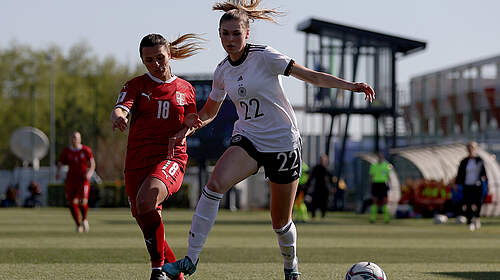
left=320, top=195, right=328, bottom=218
left=266, top=147, right=302, bottom=280
left=135, top=177, right=170, bottom=279
left=270, top=179, right=301, bottom=280
left=136, top=177, right=169, bottom=259
left=370, top=184, right=379, bottom=223
left=65, top=182, right=82, bottom=231
left=190, top=145, right=257, bottom=259
left=140, top=160, right=186, bottom=280
left=153, top=160, right=186, bottom=265
left=382, top=195, right=390, bottom=223
left=309, top=196, right=316, bottom=218
left=471, top=187, right=482, bottom=229
left=462, top=186, right=474, bottom=225
left=126, top=168, right=175, bottom=280
left=71, top=198, right=83, bottom=232
left=80, top=181, right=90, bottom=232
left=163, top=145, right=258, bottom=277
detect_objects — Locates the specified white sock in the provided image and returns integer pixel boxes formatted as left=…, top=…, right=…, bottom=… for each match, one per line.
left=274, top=220, right=298, bottom=270
left=186, top=186, right=223, bottom=263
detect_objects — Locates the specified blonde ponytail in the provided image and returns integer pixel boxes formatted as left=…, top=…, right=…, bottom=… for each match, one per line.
left=169, top=33, right=206, bottom=60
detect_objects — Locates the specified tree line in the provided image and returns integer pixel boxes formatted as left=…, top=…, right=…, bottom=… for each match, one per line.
left=0, top=42, right=144, bottom=180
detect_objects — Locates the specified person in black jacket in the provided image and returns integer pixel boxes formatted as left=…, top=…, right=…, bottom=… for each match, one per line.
left=306, top=154, right=333, bottom=219
left=455, top=141, right=488, bottom=231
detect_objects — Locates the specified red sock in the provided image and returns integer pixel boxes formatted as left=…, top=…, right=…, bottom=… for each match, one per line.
left=81, top=204, right=89, bottom=220
left=164, top=239, right=184, bottom=280
left=70, top=203, right=81, bottom=226
left=164, top=239, right=176, bottom=264
left=136, top=210, right=167, bottom=267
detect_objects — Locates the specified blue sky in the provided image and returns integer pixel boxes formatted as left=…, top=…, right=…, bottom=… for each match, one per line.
left=2, top=0, right=500, bottom=105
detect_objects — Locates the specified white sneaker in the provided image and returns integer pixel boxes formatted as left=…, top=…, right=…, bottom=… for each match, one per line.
left=473, top=218, right=481, bottom=230
left=82, top=220, right=89, bottom=232
left=76, top=225, right=84, bottom=233
left=456, top=216, right=467, bottom=224
left=469, top=223, right=476, bottom=232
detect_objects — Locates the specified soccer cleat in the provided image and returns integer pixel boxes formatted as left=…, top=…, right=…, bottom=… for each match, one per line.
left=284, top=268, right=301, bottom=280
left=76, top=225, right=84, bottom=233
left=469, top=223, right=476, bottom=231
left=82, top=220, right=89, bottom=232
left=162, top=256, right=197, bottom=279
left=473, top=217, right=481, bottom=230
left=455, top=215, right=467, bottom=224
left=150, top=269, right=167, bottom=280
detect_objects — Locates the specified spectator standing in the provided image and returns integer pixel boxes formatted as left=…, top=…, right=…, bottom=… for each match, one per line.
left=1, top=185, right=18, bottom=207
left=455, top=142, right=488, bottom=231
left=307, top=154, right=333, bottom=219
left=23, top=181, right=42, bottom=208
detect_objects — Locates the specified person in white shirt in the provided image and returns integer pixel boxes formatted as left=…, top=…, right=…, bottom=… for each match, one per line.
left=163, top=1, right=375, bottom=279
left=455, top=141, right=488, bottom=231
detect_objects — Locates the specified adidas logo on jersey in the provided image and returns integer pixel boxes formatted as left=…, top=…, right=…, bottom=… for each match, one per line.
left=292, top=171, right=298, bottom=176
left=237, top=75, right=243, bottom=81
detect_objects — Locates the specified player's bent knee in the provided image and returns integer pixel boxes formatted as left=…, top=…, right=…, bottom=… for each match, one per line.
left=206, top=178, right=228, bottom=194
left=273, top=220, right=289, bottom=230
left=135, top=196, right=157, bottom=216
left=136, top=204, right=156, bottom=216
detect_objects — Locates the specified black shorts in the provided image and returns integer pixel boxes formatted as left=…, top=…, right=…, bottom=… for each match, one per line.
left=371, top=182, right=389, bottom=200
left=229, top=134, right=302, bottom=184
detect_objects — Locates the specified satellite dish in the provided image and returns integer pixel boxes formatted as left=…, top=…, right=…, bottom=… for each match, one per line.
left=10, top=126, right=49, bottom=170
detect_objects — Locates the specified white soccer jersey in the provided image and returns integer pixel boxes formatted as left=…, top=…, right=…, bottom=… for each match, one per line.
left=209, top=44, right=300, bottom=152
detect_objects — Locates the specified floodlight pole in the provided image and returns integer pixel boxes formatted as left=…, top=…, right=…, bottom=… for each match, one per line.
left=31, top=82, right=36, bottom=172
left=48, top=54, right=56, bottom=182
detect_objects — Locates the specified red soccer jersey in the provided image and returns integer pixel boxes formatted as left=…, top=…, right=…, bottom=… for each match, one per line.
left=114, top=73, right=196, bottom=170
left=59, top=145, right=94, bottom=180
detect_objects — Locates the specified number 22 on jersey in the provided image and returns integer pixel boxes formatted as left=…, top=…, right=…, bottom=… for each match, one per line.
left=240, top=97, right=264, bottom=120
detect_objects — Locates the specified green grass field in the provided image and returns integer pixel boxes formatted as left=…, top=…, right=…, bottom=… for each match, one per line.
left=1, top=208, right=500, bottom=280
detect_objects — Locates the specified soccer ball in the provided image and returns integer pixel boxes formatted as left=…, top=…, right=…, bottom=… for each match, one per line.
left=345, top=261, right=387, bottom=280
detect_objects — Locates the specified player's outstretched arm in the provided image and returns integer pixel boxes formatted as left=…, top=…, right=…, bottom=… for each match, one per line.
left=111, top=108, right=129, bottom=132
left=86, top=157, right=96, bottom=181
left=290, top=62, right=375, bottom=103
left=196, top=97, right=224, bottom=129
left=55, top=161, right=62, bottom=180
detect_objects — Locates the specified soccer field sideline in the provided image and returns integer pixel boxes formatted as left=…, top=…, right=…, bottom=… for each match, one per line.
left=1, top=208, right=500, bottom=280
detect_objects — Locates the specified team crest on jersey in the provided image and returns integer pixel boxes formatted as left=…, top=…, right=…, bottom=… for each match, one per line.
left=176, top=91, right=186, bottom=105
left=237, top=86, right=247, bottom=97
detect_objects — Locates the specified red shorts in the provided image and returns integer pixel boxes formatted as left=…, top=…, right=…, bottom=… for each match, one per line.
left=125, top=159, right=185, bottom=216
left=65, top=177, right=90, bottom=201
